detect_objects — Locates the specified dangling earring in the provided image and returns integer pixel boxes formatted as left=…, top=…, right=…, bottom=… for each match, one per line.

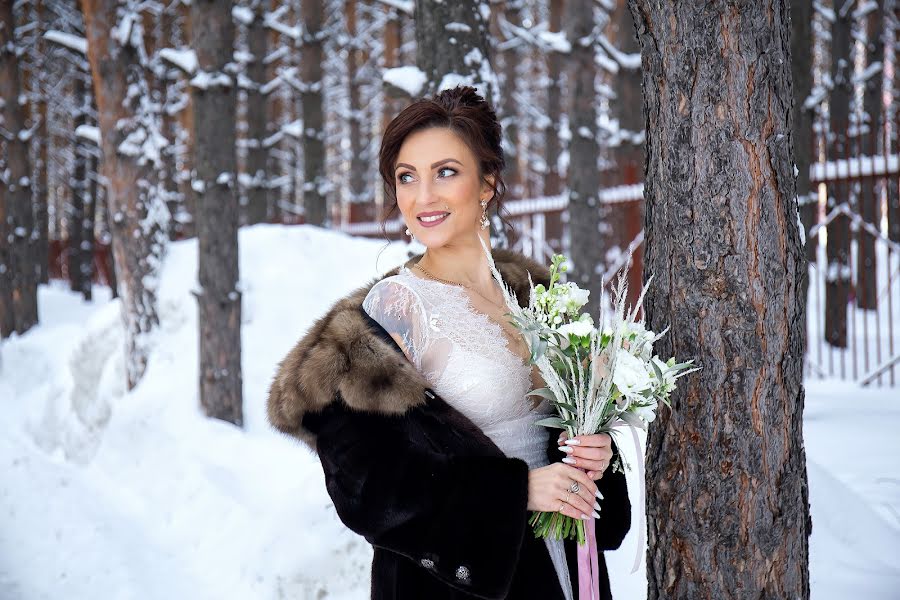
left=405, top=225, right=415, bottom=241
left=479, top=199, right=489, bottom=230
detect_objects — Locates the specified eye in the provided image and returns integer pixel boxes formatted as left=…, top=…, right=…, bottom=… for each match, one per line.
left=437, top=167, right=457, bottom=178
left=397, top=172, right=413, bottom=184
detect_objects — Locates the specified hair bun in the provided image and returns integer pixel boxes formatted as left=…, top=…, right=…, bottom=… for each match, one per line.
left=433, top=85, right=487, bottom=110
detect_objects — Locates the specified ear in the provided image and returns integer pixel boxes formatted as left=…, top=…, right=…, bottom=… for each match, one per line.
left=482, top=174, right=496, bottom=201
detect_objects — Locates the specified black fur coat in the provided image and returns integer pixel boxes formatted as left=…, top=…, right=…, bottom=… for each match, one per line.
left=267, top=249, right=631, bottom=600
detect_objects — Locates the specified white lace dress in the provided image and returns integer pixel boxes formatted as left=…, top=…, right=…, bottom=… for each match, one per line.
left=362, top=265, right=574, bottom=600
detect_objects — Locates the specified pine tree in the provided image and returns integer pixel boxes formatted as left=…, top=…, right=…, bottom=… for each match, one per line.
left=628, top=0, right=811, bottom=596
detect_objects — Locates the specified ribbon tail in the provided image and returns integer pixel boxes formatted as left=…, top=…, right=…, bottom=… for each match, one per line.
left=576, top=519, right=601, bottom=600
left=629, top=424, right=646, bottom=574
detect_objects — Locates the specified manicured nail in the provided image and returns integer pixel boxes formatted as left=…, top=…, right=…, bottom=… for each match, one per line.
left=557, top=435, right=565, bottom=444
left=592, top=510, right=600, bottom=519
left=580, top=514, right=590, bottom=520
left=564, top=439, right=581, bottom=446
left=593, top=501, right=601, bottom=511
left=562, top=457, right=576, bottom=465
left=595, top=490, right=604, bottom=499
left=558, top=446, right=573, bottom=454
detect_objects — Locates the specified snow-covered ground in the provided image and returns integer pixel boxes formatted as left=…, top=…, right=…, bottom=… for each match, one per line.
left=1, top=224, right=898, bottom=599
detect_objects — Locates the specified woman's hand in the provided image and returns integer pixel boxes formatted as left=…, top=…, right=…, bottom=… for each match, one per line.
left=527, top=463, right=601, bottom=521
left=556, top=431, right=613, bottom=480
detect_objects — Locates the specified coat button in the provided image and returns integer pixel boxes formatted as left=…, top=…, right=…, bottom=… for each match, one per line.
left=455, top=565, right=470, bottom=581
left=420, top=558, right=435, bottom=569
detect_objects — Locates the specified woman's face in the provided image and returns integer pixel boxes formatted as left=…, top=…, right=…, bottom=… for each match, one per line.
left=393, top=127, right=495, bottom=249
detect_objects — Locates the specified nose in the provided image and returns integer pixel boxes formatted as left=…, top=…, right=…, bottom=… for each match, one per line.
left=415, top=178, right=441, bottom=206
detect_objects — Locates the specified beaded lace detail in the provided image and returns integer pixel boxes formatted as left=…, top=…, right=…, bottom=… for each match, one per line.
left=362, top=265, right=574, bottom=600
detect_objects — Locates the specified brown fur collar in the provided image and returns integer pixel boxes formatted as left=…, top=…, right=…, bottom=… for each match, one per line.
left=266, top=248, right=551, bottom=451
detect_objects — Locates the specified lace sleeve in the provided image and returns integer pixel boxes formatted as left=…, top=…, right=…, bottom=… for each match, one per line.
left=362, top=278, right=430, bottom=370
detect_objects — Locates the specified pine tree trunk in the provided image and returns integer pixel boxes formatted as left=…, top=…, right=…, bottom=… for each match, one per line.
left=415, top=0, right=496, bottom=103
left=82, top=0, right=169, bottom=388
left=69, top=74, right=92, bottom=299
left=607, top=0, right=645, bottom=306
left=628, top=1, right=811, bottom=597
left=244, top=2, right=269, bottom=225
left=191, top=0, right=243, bottom=426
left=499, top=1, right=523, bottom=200
left=791, top=0, right=816, bottom=264
left=825, top=0, right=852, bottom=347
left=890, top=1, right=900, bottom=244
left=0, top=1, right=39, bottom=337
left=545, top=0, right=564, bottom=199
left=565, top=0, right=605, bottom=318
left=301, top=0, right=327, bottom=225
left=858, top=1, right=884, bottom=310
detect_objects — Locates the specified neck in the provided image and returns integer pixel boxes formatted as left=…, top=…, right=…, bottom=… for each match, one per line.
left=416, top=229, right=496, bottom=292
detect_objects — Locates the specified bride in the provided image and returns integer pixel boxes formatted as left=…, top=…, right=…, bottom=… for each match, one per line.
left=267, top=85, right=631, bottom=600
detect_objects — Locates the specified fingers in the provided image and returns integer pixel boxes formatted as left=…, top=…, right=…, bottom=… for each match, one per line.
left=559, top=485, right=597, bottom=518
left=558, top=464, right=600, bottom=501
left=557, top=445, right=613, bottom=470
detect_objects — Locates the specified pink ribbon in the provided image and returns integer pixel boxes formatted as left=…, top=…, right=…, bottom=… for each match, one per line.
left=576, top=424, right=646, bottom=599
left=576, top=518, right=599, bottom=600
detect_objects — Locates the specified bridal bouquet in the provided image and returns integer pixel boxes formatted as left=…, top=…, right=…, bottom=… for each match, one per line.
left=480, top=240, right=699, bottom=543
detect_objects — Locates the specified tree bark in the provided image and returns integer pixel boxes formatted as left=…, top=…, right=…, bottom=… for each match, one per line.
left=82, top=0, right=170, bottom=388
left=824, top=0, right=852, bottom=347
left=243, top=0, right=270, bottom=225
left=0, top=1, right=39, bottom=337
left=565, top=0, right=605, bottom=319
left=499, top=0, right=524, bottom=200
left=415, top=0, right=496, bottom=104
left=858, top=0, right=885, bottom=310
left=791, top=0, right=816, bottom=264
left=69, top=73, right=94, bottom=300
left=545, top=0, right=564, bottom=199
left=191, top=0, right=243, bottom=426
left=301, top=0, right=327, bottom=225
left=606, top=0, right=645, bottom=306
left=890, top=0, right=900, bottom=244
left=628, top=1, right=811, bottom=597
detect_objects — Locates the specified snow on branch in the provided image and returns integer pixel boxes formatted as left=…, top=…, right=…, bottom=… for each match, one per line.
left=813, top=1, right=836, bottom=23
left=75, top=125, right=101, bottom=145
left=597, top=35, right=640, bottom=71
left=853, top=61, right=882, bottom=86
left=370, top=0, right=414, bottom=15
left=43, top=30, right=87, bottom=55
left=383, top=66, right=427, bottom=97
left=497, top=15, right=571, bottom=54
left=159, top=48, right=198, bottom=75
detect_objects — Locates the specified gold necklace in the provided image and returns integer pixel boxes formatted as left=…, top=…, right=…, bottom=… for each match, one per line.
left=412, top=262, right=506, bottom=320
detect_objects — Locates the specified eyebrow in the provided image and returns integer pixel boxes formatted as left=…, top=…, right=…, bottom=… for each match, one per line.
left=395, top=158, right=463, bottom=172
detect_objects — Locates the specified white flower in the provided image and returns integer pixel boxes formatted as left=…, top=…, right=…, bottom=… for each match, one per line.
left=558, top=319, right=595, bottom=338
left=632, top=400, right=659, bottom=424
left=612, top=351, right=653, bottom=399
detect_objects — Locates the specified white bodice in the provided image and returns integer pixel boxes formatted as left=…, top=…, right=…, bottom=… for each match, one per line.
left=362, top=265, right=574, bottom=600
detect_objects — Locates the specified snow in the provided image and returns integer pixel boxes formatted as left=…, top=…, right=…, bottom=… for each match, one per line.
left=382, top=65, right=427, bottom=97
left=231, top=6, right=255, bottom=26
left=43, top=30, right=88, bottom=55
left=159, top=48, right=198, bottom=75
left=75, top=124, right=101, bottom=145
left=1, top=225, right=898, bottom=599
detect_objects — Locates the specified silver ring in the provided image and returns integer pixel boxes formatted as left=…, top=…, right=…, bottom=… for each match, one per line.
left=568, top=481, right=580, bottom=494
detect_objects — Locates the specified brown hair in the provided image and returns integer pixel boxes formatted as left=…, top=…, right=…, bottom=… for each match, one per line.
left=378, top=85, right=512, bottom=239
